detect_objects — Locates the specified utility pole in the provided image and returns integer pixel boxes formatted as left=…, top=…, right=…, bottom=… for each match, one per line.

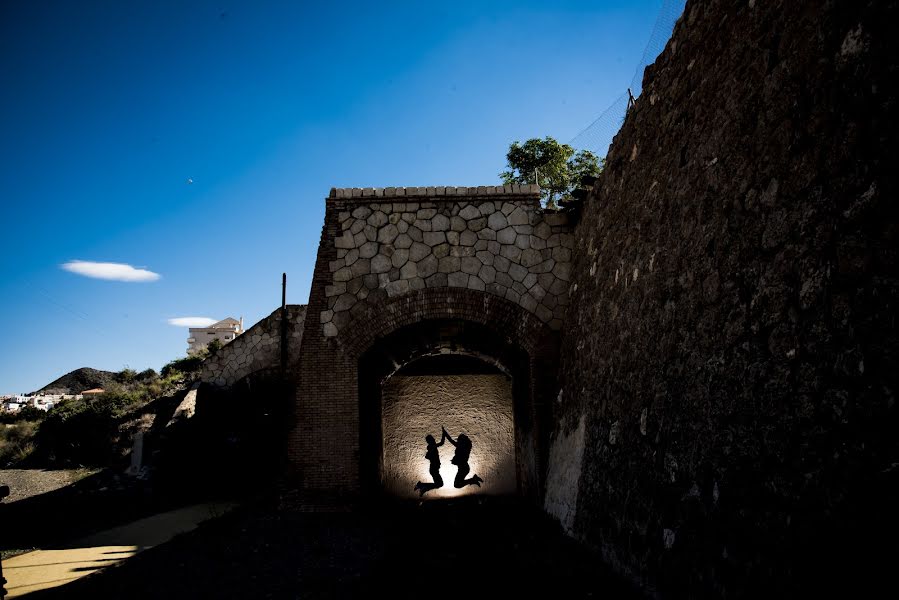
left=280, top=273, right=288, bottom=378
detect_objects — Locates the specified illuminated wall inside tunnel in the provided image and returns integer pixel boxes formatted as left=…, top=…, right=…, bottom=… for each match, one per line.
left=381, top=372, right=517, bottom=500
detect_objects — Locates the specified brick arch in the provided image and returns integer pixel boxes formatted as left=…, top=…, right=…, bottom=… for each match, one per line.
left=289, top=286, right=560, bottom=505
left=337, top=286, right=558, bottom=361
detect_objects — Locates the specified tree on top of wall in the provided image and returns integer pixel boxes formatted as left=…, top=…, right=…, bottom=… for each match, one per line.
left=500, top=136, right=602, bottom=209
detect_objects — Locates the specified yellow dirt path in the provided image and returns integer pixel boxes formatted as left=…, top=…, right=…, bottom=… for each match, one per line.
left=2, top=502, right=234, bottom=598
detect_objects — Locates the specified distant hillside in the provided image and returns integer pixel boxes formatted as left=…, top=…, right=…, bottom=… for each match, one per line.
left=33, top=368, right=116, bottom=395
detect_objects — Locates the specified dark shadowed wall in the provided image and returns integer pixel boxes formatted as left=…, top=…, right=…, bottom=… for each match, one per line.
left=547, top=0, right=898, bottom=597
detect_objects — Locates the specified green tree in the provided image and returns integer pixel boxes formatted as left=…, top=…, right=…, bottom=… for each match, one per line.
left=500, top=136, right=602, bottom=208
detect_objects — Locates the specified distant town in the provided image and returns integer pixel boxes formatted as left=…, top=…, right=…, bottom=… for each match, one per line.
left=1, top=316, right=245, bottom=414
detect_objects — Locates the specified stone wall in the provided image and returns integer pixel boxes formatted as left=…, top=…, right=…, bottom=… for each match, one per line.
left=320, top=185, right=573, bottom=335
left=200, top=305, right=306, bottom=387
left=381, top=373, right=516, bottom=500
left=548, top=0, right=898, bottom=596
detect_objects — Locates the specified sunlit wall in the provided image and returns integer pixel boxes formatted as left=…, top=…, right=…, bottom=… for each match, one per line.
left=381, top=373, right=516, bottom=499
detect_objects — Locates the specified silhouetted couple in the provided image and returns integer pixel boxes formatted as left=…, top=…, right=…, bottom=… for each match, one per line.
left=414, top=427, right=483, bottom=497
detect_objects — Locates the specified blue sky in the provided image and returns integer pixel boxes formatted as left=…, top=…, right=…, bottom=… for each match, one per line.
left=1, top=0, right=664, bottom=393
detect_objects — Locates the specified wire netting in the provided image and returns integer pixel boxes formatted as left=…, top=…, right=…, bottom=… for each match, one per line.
left=569, top=0, right=686, bottom=158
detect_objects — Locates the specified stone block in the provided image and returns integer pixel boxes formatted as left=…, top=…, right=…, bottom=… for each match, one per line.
left=479, top=202, right=496, bottom=215
left=451, top=216, right=466, bottom=232
left=351, top=206, right=371, bottom=219
left=414, top=219, right=432, bottom=232
left=334, top=293, right=356, bottom=312
left=459, top=204, right=481, bottom=220
left=391, top=248, right=409, bottom=268
left=515, top=235, right=531, bottom=250
left=508, top=263, right=528, bottom=282
left=400, top=261, right=417, bottom=279
left=461, top=256, right=481, bottom=274
left=468, top=217, right=487, bottom=232
left=417, top=208, right=437, bottom=219
left=417, top=255, right=439, bottom=278
left=368, top=211, right=388, bottom=227
left=377, top=223, right=399, bottom=244
left=335, top=231, right=355, bottom=249
left=438, top=256, right=461, bottom=273
left=350, top=258, right=371, bottom=278
left=488, top=211, right=508, bottom=230
left=520, top=248, right=543, bottom=267
left=497, top=226, right=516, bottom=245
left=432, top=213, right=450, bottom=231
left=371, top=255, right=391, bottom=273
left=433, top=243, right=450, bottom=259
left=460, top=230, right=478, bottom=246
left=410, top=242, right=431, bottom=262
left=494, top=255, right=511, bottom=273
left=325, top=282, right=346, bottom=297
left=479, top=264, right=497, bottom=284
left=423, top=231, right=446, bottom=246
left=553, top=262, right=572, bottom=281
left=364, top=224, right=378, bottom=242
left=333, top=267, right=353, bottom=282
left=476, top=250, right=495, bottom=266
left=478, top=228, right=497, bottom=241
left=523, top=273, right=537, bottom=289
left=446, top=231, right=460, bottom=245
left=500, top=245, right=522, bottom=261
left=395, top=233, right=413, bottom=249
left=323, top=322, right=338, bottom=337
left=529, top=235, right=547, bottom=250
left=425, top=272, right=448, bottom=287
left=363, top=274, right=379, bottom=289
left=385, top=279, right=410, bottom=296
left=319, top=310, right=333, bottom=324
left=495, top=271, right=513, bottom=287
left=350, top=220, right=365, bottom=234
left=407, top=226, right=424, bottom=242
left=552, top=246, right=571, bottom=262
left=447, top=272, right=469, bottom=287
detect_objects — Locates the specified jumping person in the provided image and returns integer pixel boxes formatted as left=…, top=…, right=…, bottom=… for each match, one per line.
left=442, top=427, right=483, bottom=489
left=413, top=432, right=446, bottom=497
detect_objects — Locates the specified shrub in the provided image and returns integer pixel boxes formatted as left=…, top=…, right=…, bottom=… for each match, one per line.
left=117, top=367, right=138, bottom=384
left=161, top=352, right=207, bottom=378
left=0, top=420, right=39, bottom=466
left=34, top=386, right=147, bottom=466
left=0, top=405, right=47, bottom=424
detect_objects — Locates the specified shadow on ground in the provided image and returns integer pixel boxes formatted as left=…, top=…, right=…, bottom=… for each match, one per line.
left=22, top=497, right=640, bottom=599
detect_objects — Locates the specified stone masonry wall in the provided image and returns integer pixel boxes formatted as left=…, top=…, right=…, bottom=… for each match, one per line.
left=200, top=305, right=306, bottom=387
left=320, top=185, right=573, bottom=335
left=549, top=0, right=898, bottom=597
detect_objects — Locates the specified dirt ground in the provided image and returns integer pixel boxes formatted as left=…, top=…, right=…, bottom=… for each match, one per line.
left=22, top=497, right=642, bottom=599
left=0, top=469, right=96, bottom=503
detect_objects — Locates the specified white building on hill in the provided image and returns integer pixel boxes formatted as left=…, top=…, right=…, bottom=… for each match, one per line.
left=187, top=317, right=244, bottom=355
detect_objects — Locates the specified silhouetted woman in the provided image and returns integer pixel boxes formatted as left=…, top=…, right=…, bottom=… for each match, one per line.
left=442, top=427, right=483, bottom=489
left=414, top=432, right=446, bottom=497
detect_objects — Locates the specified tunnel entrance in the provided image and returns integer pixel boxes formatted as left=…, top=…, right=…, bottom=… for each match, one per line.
left=381, top=355, right=517, bottom=499
left=358, top=319, right=539, bottom=501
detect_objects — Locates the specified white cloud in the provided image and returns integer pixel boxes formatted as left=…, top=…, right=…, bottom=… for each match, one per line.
left=167, top=317, right=217, bottom=327
left=61, top=260, right=160, bottom=282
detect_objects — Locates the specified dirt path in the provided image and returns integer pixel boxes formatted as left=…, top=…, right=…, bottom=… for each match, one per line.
left=0, top=469, right=96, bottom=503
left=2, top=502, right=235, bottom=598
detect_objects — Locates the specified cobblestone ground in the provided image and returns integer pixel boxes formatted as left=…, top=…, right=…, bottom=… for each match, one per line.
left=25, top=497, right=641, bottom=599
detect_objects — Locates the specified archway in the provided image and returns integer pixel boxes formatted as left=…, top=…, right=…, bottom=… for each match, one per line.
left=358, top=318, right=541, bottom=500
